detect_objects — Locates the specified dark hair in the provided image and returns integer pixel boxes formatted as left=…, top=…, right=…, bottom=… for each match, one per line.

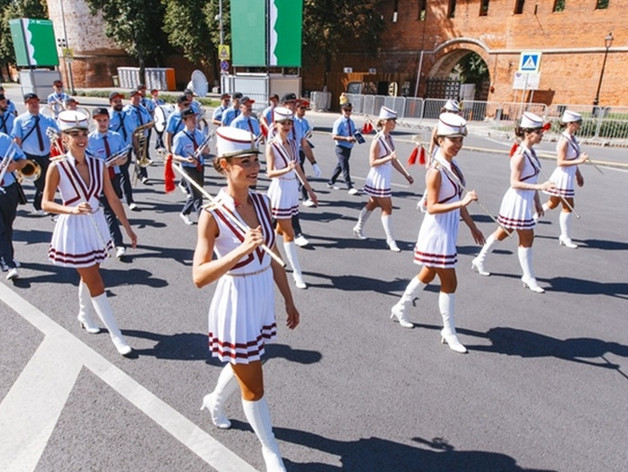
left=213, top=156, right=226, bottom=174
left=514, top=126, right=542, bottom=138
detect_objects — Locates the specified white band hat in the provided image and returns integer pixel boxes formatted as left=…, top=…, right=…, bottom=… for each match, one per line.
left=58, top=110, right=89, bottom=131
left=215, top=127, right=259, bottom=158
left=378, top=106, right=397, bottom=120
left=561, top=110, right=582, bottom=123
left=519, top=112, right=544, bottom=129
left=444, top=99, right=461, bottom=112
left=273, top=106, right=294, bottom=122
left=437, top=113, right=468, bottom=137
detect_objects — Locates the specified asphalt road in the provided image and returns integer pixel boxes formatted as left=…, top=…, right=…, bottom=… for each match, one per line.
left=1, top=89, right=628, bottom=472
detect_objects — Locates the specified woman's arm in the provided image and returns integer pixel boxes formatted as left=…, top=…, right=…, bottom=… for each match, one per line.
left=509, top=152, right=554, bottom=191
left=425, top=168, right=477, bottom=215
left=460, top=205, right=485, bottom=245
left=391, top=156, right=414, bottom=184
left=41, top=162, right=79, bottom=215
left=369, top=138, right=394, bottom=167
left=270, top=245, right=299, bottom=329
left=557, top=138, right=588, bottom=167
left=103, top=171, right=137, bottom=248
left=265, top=144, right=295, bottom=179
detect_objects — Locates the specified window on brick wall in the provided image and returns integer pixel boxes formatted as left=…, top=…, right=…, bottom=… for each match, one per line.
left=480, top=0, right=490, bottom=16
left=596, top=0, right=609, bottom=9
left=514, top=0, right=525, bottom=14
left=418, top=0, right=427, bottom=21
left=448, top=0, right=456, bottom=18
left=552, top=0, right=565, bottom=11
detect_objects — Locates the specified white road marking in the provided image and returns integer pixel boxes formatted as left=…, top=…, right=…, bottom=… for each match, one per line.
left=0, top=283, right=258, bottom=472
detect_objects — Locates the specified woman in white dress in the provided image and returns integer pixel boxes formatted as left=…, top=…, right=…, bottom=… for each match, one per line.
left=196, top=127, right=299, bottom=472
left=471, top=112, right=555, bottom=293
left=266, top=107, right=317, bottom=289
left=539, top=110, right=588, bottom=248
left=390, top=114, right=484, bottom=353
left=42, top=111, right=137, bottom=356
left=353, top=106, right=413, bottom=251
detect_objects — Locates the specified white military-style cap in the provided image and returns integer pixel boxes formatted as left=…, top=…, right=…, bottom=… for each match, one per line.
left=444, top=99, right=461, bottom=112
left=215, top=127, right=259, bottom=158
left=437, top=113, right=468, bottom=137
left=519, top=112, right=544, bottom=129
left=58, top=110, right=89, bottom=131
left=561, top=110, right=582, bottom=123
left=273, top=106, right=294, bottom=122
left=378, top=106, right=397, bottom=120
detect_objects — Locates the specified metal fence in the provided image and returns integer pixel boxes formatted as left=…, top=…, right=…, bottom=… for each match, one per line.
left=343, top=93, right=628, bottom=145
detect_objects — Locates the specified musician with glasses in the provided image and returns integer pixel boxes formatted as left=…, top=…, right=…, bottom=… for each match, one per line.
left=47, top=79, right=70, bottom=117
left=172, top=109, right=209, bottom=225
left=108, top=91, right=138, bottom=210
left=124, top=89, right=154, bottom=185
left=88, top=107, right=129, bottom=258
left=0, top=93, right=16, bottom=136
left=43, top=111, right=137, bottom=357
left=220, top=92, right=243, bottom=126
left=0, top=85, right=18, bottom=117
left=0, top=130, right=27, bottom=280
left=211, top=93, right=231, bottom=126
left=11, top=92, right=59, bottom=215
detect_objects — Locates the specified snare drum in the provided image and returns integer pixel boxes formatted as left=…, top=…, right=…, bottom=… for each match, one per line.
left=154, top=104, right=175, bottom=134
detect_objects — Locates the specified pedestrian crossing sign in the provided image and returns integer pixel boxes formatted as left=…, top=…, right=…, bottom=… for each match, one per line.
left=519, top=52, right=542, bottom=73
left=218, top=45, right=230, bottom=60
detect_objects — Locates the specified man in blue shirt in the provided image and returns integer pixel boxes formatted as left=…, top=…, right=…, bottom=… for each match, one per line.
left=0, top=86, right=17, bottom=117
left=47, top=79, right=71, bottom=117
left=108, top=91, right=138, bottom=210
left=328, top=102, right=359, bottom=195
left=260, top=93, right=279, bottom=137
left=88, top=107, right=129, bottom=258
left=124, top=88, right=154, bottom=184
left=0, top=130, right=27, bottom=279
left=11, top=92, right=59, bottom=215
left=0, top=93, right=16, bottom=136
left=221, top=92, right=243, bottom=126
left=230, top=97, right=261, bottom=137
left=211, top=93, right=231, bottom=126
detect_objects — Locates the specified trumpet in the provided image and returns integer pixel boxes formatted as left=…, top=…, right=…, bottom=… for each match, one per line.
left=0, top=144, right=18, bottom=188
left=105, top=145, right=132, bottom=167
left=17, top=159, right=42, bottom=183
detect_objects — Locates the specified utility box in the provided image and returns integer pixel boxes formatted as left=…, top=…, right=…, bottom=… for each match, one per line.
left=19, top=69, right=62, bottom=99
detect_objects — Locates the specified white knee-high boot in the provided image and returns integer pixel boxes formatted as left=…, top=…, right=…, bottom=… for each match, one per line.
left=518, top=247, right=544, bottom=293
left=201, top=364, right=239, bottom=429
left=77, top=282, right=100, bottom=334
left=558, top=211, right=577, bottom=248
left=352, top=207, right=371, bottom=239
left=283, top=241, right=306, bottom=289
left=534, top=202, right=550, bottom=221
left=390, top=276, right=424, bottom=328
left=439, top=293, right=467, bottom=353
left=90, top=293, right=133, bottom=356
left=242, top=397, right=286, bottom=472
left=381, top=215, right=400, bottom=252
left=471, top=234, right=498, bottom=276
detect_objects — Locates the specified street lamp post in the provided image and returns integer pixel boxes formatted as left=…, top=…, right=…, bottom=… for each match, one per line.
left=593, top=32, right=614, bottom=112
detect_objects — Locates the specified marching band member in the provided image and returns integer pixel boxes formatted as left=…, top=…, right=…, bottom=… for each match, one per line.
left=165, top=95, right=190, bottom=155
left=391, top=114, right=484, bottom=353
left=11, top=92, right=59, bottom=215
left=0, top=130, right=27, bottom=280
left=353, top=106, right=414, bottom=251
left=46, top=79, right=70, bottom=117
left=108, top=91, right=138, bottom=210
left=0, top=92, right=16, bottom=135
left=183, top=88, right=202, bottom=115
left=150, top=88, right=166, bottom=150
left=539, top=110, right=588, bottom=248
left=220, top=92, right=242, bottom=126
left=42, top=111, right=137, bottom=356
left=88, top=107, right=129, bottom=259
left=328, top=102, right=360, bottom=195
left=230, top=96, right=261, bottom=136
left=196, top=126, right=299, bottom=472
left=137, top=84, right=157, bottom=156
left=294, top=100, right=322, bottom=208
left=427, top=99, right=461, bottom=165
left=124, top=89, right=153, bottom=184
left=0, top=85, right=18, bottom=117
left=260, top=93, right=279, bottom=136
left=64, top=97, right=80, bottom=111
left=171, top=109, right=209, bottom=225
left=471, top=112, right=555, bottom=293
left=211, top=93, right=231, bottom=126
left=266, top=107, right=318, bottom=288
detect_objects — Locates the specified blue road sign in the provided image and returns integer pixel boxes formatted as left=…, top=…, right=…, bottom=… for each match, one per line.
left=220, top=60, right=229, bottom=71
left=519, top=52, right=542, bottom=73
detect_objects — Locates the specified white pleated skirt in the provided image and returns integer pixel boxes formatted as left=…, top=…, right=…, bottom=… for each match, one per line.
left=413, top=210, right=460, bottom=268
left=544, top=166, right=577, bottom=198
left=267, top=177, right=299, bottom=219
left=497, top=188, right=536, bottom=230
left=49, top=209, right=113, bottom=268
left=363, top=164, right=392, bottom=198
left=208, top=266, right=277, bottom=364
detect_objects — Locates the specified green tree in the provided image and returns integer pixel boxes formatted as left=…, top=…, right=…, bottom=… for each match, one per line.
left=0, top=0, right=48, bottom=79
left=84, top=0, right=168, bottom=80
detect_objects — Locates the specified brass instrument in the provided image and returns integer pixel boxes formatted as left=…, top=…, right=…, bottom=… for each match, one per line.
left=17, top=159, right=42, bottom=183
left=132, top=122, right=153, bottom=168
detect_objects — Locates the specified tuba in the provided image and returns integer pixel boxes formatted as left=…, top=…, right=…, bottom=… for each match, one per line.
left=132, top=122, right=153, bottom=168
left=17, top=159, right=42, bottom=183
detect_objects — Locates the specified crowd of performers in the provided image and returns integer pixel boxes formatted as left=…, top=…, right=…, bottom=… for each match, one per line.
left=0, top=80, right=594, bottom=470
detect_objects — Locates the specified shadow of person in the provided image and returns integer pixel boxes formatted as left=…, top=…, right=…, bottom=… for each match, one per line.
left=581, top=238, right=628, bottom=251
left=463, top=326, right=628, bottom=372
left=270, top=427, right=556, bottom=472
left=303, top=272, right=418, bottom=296
left=547, top=276, right=628, bottom=298
left=120, top=330, right=208, bottom=360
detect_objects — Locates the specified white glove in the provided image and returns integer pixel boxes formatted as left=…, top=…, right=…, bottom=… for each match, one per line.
left=312, top=163, right=322, bottom=178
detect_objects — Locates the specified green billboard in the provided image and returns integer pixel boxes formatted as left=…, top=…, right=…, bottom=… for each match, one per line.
left=9, top=18, right=59, bottom=67
left=231, top=0, right=267, bottom=67
left=269, top=0, right=302, bottom=67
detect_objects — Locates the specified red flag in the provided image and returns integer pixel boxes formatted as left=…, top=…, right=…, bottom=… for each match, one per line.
left=164, top=153, right=175, bottom=193
left=407, top=146, right=419, bottom=166
left=542, top=122, right=551, bottom=131
left=509, top=142, right=519, bottom=157
left=419, top=146, right=426, bottom=166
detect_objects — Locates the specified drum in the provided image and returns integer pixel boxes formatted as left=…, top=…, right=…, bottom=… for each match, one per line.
left=154, top=104, right=175, bottom=134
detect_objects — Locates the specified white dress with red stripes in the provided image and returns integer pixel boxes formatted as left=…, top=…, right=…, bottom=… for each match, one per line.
left=48, top=153, right=113, bottom=268
left=413, top=157, right=463, bottom=269
left=363, top=132, right=394, bottom=198
left=497, top=146, right=541, bottom=230
left=266, top=138, right=299, bottom=219
left=544, top=132, right=580, bottom=198
left=206, top=189, right=278, bottom=364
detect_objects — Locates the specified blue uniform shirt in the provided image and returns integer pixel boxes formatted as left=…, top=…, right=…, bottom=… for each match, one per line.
left=124, top=104, right=152, bottom=130
left=166, top=111, right=184, bottom=136
left=0, top=110, right=15, bottom=135
left=0, top=132, right=26, bottom=188
left=221, top=106, right=240, bottom=126
left=88, top=129, right=125, bottom=174
left=172, top=128, right=206, bottom=168
left=332, top=115, right=355, bottom=149
left=11, top=112, right=59, bottom=156
left=295, top=116, right=312, bottom=152
left=6, top=100, right=17, bottom=117
left=47, top=92, right=70, bottom=107
left=140, top=97, right=155, bottom=114
left=109, top=109, right=135, bottom=146
left=231, top=114, right=261, bottom=136
left=212, top=104, right=228, bottom=123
